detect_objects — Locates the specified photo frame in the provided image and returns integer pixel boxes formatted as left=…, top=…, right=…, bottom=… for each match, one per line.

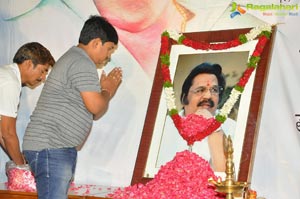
left=131, top=27, right=275, bottom=185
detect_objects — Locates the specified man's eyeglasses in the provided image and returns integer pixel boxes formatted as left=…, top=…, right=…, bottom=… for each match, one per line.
left=189, top=86, right=223, bottom=96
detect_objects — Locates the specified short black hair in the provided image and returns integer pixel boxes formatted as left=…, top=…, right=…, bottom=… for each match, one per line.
left=180, top=62, right=226, bottom=105
left=13, top=42, right=55, bottom=67
left=79, top=15, right=118, bottom=45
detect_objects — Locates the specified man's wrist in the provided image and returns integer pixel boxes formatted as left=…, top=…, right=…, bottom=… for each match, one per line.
left=215, top=126, right=222, bottom=132
left=101, top=88, right=111, bottom=99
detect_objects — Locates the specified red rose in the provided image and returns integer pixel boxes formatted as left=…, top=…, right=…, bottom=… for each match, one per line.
left=161, top=66, right=171, bottom=82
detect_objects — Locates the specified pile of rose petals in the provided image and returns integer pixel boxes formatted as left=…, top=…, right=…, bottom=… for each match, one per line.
left=108, top=150, right=225, bottom=199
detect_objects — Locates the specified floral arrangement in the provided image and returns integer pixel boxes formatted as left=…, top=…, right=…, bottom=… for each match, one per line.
left=160, top=25, right=272, bottom=146
left=108, top=150, right=224, bottom=199
left=108, top=25, right=272, bottom=199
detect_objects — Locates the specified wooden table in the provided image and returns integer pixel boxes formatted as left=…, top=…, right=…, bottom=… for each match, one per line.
left=0, top=183, right=116, bottom=199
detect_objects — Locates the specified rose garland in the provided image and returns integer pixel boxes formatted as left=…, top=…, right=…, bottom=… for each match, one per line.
left=160, top=25, right=272, bottom=146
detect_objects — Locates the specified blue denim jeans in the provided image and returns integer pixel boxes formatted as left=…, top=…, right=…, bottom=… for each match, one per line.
left=23, top=148, right=77, bottom=199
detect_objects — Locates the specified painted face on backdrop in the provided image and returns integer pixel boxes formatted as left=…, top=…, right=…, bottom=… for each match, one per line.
left=184, top=73, right=220, bottom=116
left=92, top=0, right=185, bottom=77
left=93, top=0, right=169, bottom=32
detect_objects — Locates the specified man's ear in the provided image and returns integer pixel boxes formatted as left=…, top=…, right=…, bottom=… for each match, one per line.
left=23, top=59, right=34, bottom=69
left=92, top=38, right=103, bottom=48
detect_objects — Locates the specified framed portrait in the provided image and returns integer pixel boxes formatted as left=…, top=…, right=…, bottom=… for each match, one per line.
left=131, top=27, right=275, bottom=185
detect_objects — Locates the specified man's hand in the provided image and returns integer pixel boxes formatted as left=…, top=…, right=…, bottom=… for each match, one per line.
left=100, top=67, right=122, bottom=99
left=195, top=108, right=213, bottom=119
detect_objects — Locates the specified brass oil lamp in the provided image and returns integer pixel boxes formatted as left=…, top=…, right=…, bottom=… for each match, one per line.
left=209, top=136, right=249, bottom=199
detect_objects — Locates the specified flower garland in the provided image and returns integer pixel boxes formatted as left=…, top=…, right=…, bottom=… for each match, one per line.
left=160, top=25, right=272, bottom=146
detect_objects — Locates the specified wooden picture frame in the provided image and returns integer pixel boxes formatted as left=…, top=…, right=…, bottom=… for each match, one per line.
left=131, top=27, right=275, bottom=185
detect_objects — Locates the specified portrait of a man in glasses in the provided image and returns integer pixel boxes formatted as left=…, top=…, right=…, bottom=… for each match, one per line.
left=143, top=47, right=256, bottom=181
left=179, top=62, right=232, bottom=171
left=156, top=62, right=237, bottom=174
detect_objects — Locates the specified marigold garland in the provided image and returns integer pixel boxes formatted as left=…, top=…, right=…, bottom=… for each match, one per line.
left=161, top=25, right=272, bottom=145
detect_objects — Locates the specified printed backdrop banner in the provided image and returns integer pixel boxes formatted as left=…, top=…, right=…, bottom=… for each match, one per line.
left=0, top=0, right=299, bottom=198
left=252, top=16, right=300, bottom=199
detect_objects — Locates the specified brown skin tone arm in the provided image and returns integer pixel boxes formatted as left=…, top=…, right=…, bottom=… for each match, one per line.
left=208, top=129, right=226, bottom=172
left=81, top=90, right=111, bottom=121
left=81, top=67, right=122, bottom=120
left=0, top=116, right=25, bottom=165
left=193, top=108, right=226, bottom=171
